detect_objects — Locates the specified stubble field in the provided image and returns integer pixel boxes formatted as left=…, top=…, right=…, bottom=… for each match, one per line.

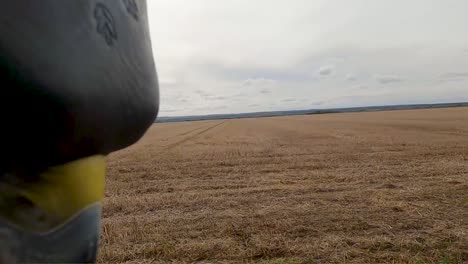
left=98, top=107, right=468, bottom=264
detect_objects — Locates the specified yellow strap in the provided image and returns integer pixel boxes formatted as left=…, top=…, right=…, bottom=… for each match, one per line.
left=20, top=155, right=106, bottom=221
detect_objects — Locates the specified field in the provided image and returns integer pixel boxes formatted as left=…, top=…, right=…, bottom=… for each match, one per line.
left=98, top=107, right=468, bottom=264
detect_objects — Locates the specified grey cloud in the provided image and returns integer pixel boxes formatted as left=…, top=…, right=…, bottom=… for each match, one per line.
left=242, top=78, right=277, bottom=87
left=176, top=96, right=191, bottom=103
left=311, top=101, right=325, bottom=106
left=346, top=74, right=357, bottom=81
left=194, top=105, right=227, bottom=111
left=352, top=85, right=369, bottom=91
left=193, top=89, right=227, bottom=101
left=195, top=89, right=211, bottom=97
left=318, top=66, right=334, bottom=76
left=248, top=104, right=260, bottom=107
left=235, top=92, right=247, bottom=97
left=441, top=72, right=468, bottom=78
left=281, top=98, right=297, bottom=102
left=194, top=90, right=226, bottom=100
left=375, top=75, right=404, bottom=84
left=438, top=72, right=468, bottom=83
left=203, top=95, right=226, bottom=101
left=260, top=89, right=271, bottom=94
left=213, top=96, right=226, bottom=100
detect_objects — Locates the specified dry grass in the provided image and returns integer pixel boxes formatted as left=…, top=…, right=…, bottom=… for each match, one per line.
left=98, top=107, right=468, bottom=264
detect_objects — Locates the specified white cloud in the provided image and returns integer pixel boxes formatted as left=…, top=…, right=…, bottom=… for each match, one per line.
left=148, top=0, right=468, bottom=116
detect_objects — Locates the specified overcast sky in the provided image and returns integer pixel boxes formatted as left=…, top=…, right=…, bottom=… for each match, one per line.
left=147, top=0, right=468, bottom=116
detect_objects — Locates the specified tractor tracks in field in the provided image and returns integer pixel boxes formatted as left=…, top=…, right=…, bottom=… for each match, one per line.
left=163, top=120, right=227, bottom=151
left=175, top=124, right=210, bottom=137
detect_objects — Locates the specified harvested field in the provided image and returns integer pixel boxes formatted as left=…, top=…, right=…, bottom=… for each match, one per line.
left=98, top=107, right=468, bottom=264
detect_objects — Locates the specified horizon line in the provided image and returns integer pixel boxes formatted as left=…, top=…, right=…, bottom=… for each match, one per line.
left=157, top=101, right=468, bottom=120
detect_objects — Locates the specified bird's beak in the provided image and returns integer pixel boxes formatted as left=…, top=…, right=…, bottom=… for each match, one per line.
left=0, top=156, right=106, bottom=263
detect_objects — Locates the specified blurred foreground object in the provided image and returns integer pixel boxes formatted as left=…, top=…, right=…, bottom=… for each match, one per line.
left=0, top=0, right=159, bottom=262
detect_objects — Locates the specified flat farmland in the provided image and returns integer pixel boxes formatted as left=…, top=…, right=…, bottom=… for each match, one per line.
left=98, top=107, right=468, bottom=264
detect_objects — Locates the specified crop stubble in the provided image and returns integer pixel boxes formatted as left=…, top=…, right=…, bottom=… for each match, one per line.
left=99, top=107, right=468, bottom=264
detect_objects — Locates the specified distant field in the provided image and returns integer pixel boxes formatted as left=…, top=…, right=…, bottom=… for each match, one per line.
left=98, top=107, right=468, bottom=264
